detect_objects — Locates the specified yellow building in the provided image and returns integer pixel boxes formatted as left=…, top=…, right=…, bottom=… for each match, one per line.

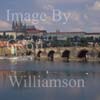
left=0, top=31, right=25, bottom=40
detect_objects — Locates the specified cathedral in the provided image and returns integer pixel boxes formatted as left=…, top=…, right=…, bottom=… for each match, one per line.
left=12, top=19, right=36, bottom=32
left=11, top=19, right=47, bottom=38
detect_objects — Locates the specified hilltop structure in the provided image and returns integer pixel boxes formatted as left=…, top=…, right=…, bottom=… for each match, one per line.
left=0, top=20, right=100, bottom=40
left=0, top=19, right=47, bottom=40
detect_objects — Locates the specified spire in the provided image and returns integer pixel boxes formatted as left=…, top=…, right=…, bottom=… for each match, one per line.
left=15, top=21, right=18, bottom=31
left=12, top=17, right=23, bottom=31
left=12, top=20, right=15, bottom=31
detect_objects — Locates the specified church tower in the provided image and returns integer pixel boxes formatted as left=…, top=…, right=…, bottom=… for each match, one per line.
left=12, top=18, right=23, bottom=32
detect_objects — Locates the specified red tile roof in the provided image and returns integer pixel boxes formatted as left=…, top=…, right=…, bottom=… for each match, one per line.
left=49, top=32, right=86, bottom=34
left=26, top=29, right=46, bottom=33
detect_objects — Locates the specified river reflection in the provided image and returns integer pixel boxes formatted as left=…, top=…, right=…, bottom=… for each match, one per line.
left=0, top=60, right=100, bottom=100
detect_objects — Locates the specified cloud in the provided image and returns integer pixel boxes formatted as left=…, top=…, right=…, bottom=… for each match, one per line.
left=0, top=0, right=98, bottom=32
left=69, top=12, right=81, bottom=21
left=87, top=1, right=100, bottom=11
left=43, top=4, right=54, bottom=11
left=28, top=10, right=85, bottom=32
left=91, top=1, right=100, bottom=10
left=39, top=0, right=91, bottom=4
left=35, top=0, right=92, bottom=11
left=53, top=0, right=90, bottom=4
left=0, top=20, right=11, bottom=30
left=91, top=26, right=100, bottom=32
left=26, top=0, right=100, bottom=32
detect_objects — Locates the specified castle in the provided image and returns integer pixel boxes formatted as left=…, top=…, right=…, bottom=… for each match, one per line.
left=12, top=19, right=36, bottom=32
left=0, top=19, right=47, bottom=40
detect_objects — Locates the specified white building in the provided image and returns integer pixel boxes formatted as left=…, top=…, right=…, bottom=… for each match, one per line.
left=84, top=33, right=100, bottom=38
left=44, top=32, right=85, bottom=41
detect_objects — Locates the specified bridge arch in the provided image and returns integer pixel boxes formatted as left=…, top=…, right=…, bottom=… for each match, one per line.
left=62, top=50, right=70, bottom=62
left=77, top=49, right=88, bottom=61
left=98, top=52, right=100, bottom=58
left=48, top=50, right=55, bottom=61
left=37, top=51, right=42, bottom=57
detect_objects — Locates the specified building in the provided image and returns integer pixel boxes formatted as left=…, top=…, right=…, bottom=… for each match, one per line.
left=12, top=20, right=47, bottom=38
left=44, top=31, right=85, bottom=41
left=84, top=32, right=100, bottom=38
left=43, top=31, right=100, bottom=41
left=0, top=19, right=100, bottom=41
left=0, top=19, right=47, bottom=40
left=25, top=27, right=47, bottom=37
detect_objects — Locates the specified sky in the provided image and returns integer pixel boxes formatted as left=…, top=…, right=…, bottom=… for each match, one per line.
left=0, top=0, right=100, bottom=32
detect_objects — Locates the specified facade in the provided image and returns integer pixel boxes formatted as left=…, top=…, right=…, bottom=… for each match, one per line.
left=44, top=31, right=100, bottom=41
left=5, top=31, right=17, bottom=39
left=26, top=29, right=47, bottom=37
left=84, top=33, right=100, bottom=38
left=44, top=32, right=85, bottom=41
left=0, top=32, right=3, bottom=36
left=0, top=31, right=25, bottom=40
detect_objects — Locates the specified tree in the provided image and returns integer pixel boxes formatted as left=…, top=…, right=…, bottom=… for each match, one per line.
left=17, top=35, right=24, bottom=40
left=9, top=35, right=14, bottom=40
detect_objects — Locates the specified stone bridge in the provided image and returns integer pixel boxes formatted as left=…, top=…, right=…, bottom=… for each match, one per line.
left=34, top=46, right=100, bottom=61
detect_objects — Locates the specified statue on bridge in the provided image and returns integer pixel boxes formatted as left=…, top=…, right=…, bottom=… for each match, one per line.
left=36, top=39, right=43, bottom=49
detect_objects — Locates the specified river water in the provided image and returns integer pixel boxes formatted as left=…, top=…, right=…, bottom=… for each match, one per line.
left=0, top=60, right=100, bottom=100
